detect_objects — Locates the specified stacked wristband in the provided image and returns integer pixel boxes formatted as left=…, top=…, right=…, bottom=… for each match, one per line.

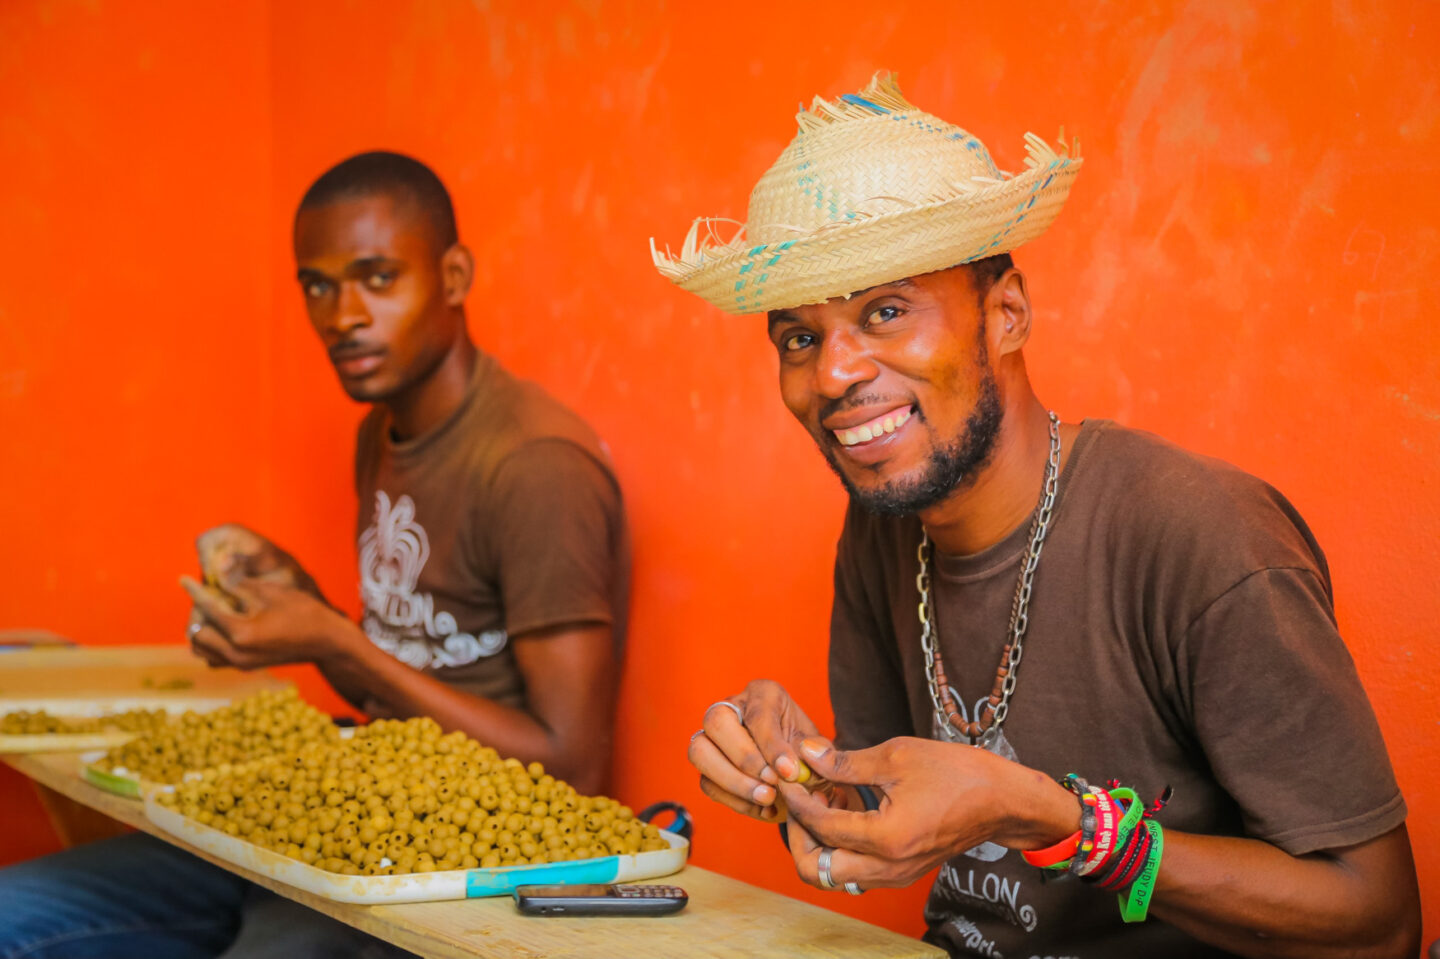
left=1020, top=775, right=1168, bottom=923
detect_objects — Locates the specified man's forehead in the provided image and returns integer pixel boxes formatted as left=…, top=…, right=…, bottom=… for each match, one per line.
left=766, top=277, right=919, bottom=326
left=294, top=193, right=428, bottom=264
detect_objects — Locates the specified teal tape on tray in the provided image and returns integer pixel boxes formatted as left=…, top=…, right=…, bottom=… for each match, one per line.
left=465, top=857, right=621, bottom=897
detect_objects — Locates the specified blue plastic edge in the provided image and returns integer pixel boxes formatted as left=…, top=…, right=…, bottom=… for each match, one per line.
left=465, top=857, right=621, bottom=897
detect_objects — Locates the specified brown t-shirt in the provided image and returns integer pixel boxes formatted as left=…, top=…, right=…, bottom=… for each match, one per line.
left=353, top=351, right=629, bottom=711
left=830, top=420, right=1404, bottom=959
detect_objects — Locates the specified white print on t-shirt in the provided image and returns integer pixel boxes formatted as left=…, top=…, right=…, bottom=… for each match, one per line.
left=941, top=915, right=1002, bottom=957
left=932, top=861, right=1039, bottom=933
left=359, top=491, right=506, bottom=669
left=934, top=688, right=1017, bottom=862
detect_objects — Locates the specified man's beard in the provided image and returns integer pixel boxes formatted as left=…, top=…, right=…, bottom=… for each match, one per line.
left=821, top=365, right=1003, bottom=517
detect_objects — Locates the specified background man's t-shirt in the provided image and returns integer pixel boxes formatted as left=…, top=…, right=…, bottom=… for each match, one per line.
left=830, top=420, right=1404, bottom=958
left=354, top=352, right=629, bottom=711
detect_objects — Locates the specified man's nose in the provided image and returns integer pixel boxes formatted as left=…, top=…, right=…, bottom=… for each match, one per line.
left=329, top=281, right=372, bottom=336
left=813, top=329, right=879, bottom=398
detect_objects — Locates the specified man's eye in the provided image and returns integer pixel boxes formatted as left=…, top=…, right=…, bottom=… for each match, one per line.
left=303, top=279, right=332, bottom=298
left=865, top=305, right=903, bottom=326
left=364, top=271, right=396, bottom=291
left=782, top=332, right=816, bottom=352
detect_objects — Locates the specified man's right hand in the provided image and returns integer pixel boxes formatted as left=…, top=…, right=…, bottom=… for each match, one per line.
left=686, top=679, right=830, bottom=823
left=193, top=524, right=324, bottom=603
left=186, top=524, right=328, bottom=657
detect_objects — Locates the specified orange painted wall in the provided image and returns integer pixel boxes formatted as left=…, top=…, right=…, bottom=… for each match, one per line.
left=2, top=0, right=1436, bottom=942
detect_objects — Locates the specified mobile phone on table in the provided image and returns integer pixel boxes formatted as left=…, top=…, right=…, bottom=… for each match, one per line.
left=513, top=883, right=688, bottom=916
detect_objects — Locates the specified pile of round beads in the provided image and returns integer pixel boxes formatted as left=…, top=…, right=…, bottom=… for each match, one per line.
left=94, top=687, right=336, bottom=784
left=155, top=715, right=666, bottom=875
left=1, top=708, right=170, bottom=736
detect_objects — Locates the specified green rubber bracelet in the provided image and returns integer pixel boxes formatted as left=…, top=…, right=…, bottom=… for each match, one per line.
left=1119, top=818, right=1164, bottom=923
left=1109, top=787, right=1144, bottom=836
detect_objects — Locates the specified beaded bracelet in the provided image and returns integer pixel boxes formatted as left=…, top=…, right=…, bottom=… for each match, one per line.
left=1022, top=776, right=1105, bottom=872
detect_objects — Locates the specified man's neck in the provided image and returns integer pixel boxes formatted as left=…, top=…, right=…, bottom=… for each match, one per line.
left=384, top=337, right=479, bottom=442
left=918, top=399, right=1071, bottom=556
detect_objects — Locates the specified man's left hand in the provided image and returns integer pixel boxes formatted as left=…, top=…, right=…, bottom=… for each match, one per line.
left=779, top=735, right=1077, bottom=891
left=180, top=575, right=351, bottom=670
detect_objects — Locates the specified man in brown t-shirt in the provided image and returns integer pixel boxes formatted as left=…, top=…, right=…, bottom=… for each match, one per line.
left=0, top=155, right=629, bottom=958
left=183, top=151, right=629, bottom=797
left=663, top=74, right=1419, bottom=957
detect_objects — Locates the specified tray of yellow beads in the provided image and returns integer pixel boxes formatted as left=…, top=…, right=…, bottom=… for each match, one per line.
left=141, top=715, right=687, bottom=903
left=0, top=644, right=285, bottom=753
left=1, top=703, right=223, bottom=754
left=81, top=687, right=339, bottom=798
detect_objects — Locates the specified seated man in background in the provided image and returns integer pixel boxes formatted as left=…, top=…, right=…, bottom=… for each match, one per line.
left=665, top=74, right=1420, bottom=958
left=0, top=152, right=629, bottom=959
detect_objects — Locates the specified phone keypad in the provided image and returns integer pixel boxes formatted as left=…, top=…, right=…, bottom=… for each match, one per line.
left=613, top=884, right=684, bottom=899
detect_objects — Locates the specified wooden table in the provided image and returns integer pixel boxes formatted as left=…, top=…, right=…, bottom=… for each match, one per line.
left=1, top=650, right=943, bottom=959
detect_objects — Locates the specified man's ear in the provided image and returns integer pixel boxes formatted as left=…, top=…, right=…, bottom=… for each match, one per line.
left=989, top=268, right=1032, bottom=357
left=441, top=243, right=475, bottom=306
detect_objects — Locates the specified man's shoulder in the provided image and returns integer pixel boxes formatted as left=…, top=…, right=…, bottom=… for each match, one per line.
left=1080, top=419, right=1287, bottom=514
left=1075, top=419, right=1328, bottom=578
left=477, top=362, right=614, bottom=470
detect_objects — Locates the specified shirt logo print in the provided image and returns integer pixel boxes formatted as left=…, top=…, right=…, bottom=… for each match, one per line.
left=359, top=491, right=506, bottom=668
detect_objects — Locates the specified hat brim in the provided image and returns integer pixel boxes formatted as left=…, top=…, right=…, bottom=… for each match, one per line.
left=655, top=153, right=1081, bottom=315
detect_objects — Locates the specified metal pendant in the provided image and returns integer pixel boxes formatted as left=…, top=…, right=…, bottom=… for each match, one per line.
left=932, top=692, right=1016, bottom=863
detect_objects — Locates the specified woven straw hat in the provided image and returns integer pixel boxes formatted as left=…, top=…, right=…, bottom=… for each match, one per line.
left=651, top=72, right=1081, bottom=315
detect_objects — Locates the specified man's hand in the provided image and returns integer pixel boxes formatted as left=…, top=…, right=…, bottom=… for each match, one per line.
left=778, top=735, right=1077, bottom=891
left=194, top=523, right=325, bottom=601
left=180, top=576, right=354, bottom=670
left=687, top=679, right=850, bottom=823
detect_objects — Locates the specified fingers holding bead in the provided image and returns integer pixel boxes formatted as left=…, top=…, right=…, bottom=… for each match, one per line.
left=689, top=721, right=781, bottom=822
left=699, top=695, right=777, bottom=786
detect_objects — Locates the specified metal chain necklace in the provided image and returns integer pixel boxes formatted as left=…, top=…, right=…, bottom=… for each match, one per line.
left=917, top=410, right=1061, bottom=748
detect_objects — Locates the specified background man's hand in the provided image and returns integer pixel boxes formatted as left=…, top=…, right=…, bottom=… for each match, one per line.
left=778, top=736, right=1077, bottom=891
left=180, top=576, right=352, bottom=670
left=194, top=523, right=325, bottom=602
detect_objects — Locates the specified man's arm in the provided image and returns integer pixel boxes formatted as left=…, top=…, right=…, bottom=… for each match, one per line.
left=1151, top=824, right=1420, bottom=958
left=317, top=618, right=617, bottom=795
left=778, top=736, right=1421, bottom=959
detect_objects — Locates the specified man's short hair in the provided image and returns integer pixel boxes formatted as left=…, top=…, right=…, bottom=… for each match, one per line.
left=297, top=151, right=459, bottom=252
left=968, top=252, right=1013, bottom=302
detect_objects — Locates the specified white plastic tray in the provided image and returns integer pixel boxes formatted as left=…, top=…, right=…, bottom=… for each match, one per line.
left=143, top=789, right=688, bottom=903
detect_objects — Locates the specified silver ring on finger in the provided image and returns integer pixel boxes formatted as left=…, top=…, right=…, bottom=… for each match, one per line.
left=817, top=846, right=836, bottom=890
left=706, top=700, right=745, bottom=726
left=844, top=881, right=864, bottom=896
left=689, top=728, right=706, bottom=743
left=188, top=621, right=203, bottom=638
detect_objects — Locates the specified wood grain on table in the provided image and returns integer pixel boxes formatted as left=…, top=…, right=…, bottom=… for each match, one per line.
left=0, top=645, right=283, bottom=709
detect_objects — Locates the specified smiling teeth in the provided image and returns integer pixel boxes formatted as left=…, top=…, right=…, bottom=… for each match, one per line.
left=837, top=407, right=912, bottom=447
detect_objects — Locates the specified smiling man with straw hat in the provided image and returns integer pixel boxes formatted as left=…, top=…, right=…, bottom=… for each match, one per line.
left=663, top=72, right=1418, bottom=958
